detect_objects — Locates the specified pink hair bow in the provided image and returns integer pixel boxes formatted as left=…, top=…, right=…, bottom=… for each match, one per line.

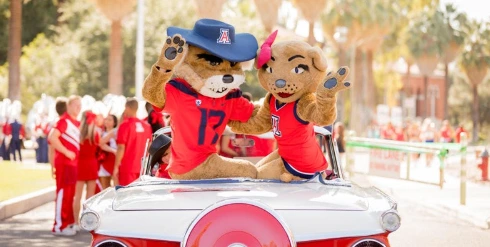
left=256, top=30, right=278, bottom=69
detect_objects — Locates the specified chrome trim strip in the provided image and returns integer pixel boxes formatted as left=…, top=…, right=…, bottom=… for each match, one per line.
left=94, top=239, right=128, bottom=247
left=181, top=198, right=296, bottom=247
left=352, top=238, right=387, bottom=247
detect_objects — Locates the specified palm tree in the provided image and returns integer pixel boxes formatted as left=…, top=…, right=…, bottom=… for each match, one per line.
left=406, top=7, right=442, bottom=119
left=437, top=4, right=468, bottom=119
left=292, top=0, right=327, bottom=45
left=194, top=0, right=226, bottom=20
left=459, top=20, right=490, bottom=142
left=94, top=0, right=136, bottom=95
left=253, top=0, right=282, bottom=34
left=7, top=0, right=22, bottom=100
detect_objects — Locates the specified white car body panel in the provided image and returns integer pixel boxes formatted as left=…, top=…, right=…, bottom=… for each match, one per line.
left=84, top=177, right=394, bottom=242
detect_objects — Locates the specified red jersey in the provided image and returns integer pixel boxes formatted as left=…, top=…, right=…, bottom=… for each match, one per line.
left=154, top=79, right=254, bottom=175
left=116, top=117, right=152, bottom=173
left=269, top=95, right=327, bottom=175
left=156, top=163, right=171, bottom=179
left=78, top=131, right=101, bottom=181
left=2, top=123, right=11, bottom=135
left=54, top=113, right=81, bottom=166
left=35, top=124, right=51, bottom=137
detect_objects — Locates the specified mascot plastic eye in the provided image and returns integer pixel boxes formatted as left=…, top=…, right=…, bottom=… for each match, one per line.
left=266, top=66, right=273, bottom=73
left=291, top=66, right=305, bottom=74
left=210, top=61, right=221, bottom=66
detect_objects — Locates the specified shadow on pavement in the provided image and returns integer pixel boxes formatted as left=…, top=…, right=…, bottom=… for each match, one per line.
left=0, top=202, right=91, bottom=247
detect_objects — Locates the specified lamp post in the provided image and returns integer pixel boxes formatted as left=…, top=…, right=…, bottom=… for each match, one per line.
left=333, top=26, right=348, bottom=122
left=135, top=0, right=145, bottom=99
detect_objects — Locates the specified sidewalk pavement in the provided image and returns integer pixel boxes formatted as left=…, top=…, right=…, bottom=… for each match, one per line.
left=350, top=173, right=490, bottom=229
left=0, top=154, right=54, bottom=220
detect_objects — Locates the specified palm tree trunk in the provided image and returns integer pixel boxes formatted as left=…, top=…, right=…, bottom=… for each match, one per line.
left=307, top=21, right=316, bottom=46
left=365, top=50, right=376, bottom=110
left=423, top=75, right=429, bottom=118
left=7, top=0, right=22, bottom=100
left=471, top=84, right=479, bottom=143
left=336, top=47, right=347, bottom=122
left=108, top=20, right=123, bottom=95
left=443, top=62, right=449, bottom=120
left=350, top=48, right=364, bottom=134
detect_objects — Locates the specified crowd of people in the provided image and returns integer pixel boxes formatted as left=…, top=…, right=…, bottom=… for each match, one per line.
left=34, top=95, right=155, bottom=236
left=368, top=118, right=468, bottom=144
left=0, top=118, right=26, bottom=162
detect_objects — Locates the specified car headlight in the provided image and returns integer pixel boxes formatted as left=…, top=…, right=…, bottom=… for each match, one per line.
left=380, top=210, right=400, bottom=232
left=80, top=211, right=100, bottom=231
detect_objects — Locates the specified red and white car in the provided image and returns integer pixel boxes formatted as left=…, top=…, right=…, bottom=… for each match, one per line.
left=81, top=126, right=400, bottom=247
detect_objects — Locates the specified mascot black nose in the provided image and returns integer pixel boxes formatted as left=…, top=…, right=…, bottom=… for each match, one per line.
left=222, top=75, right=234, bottom=84
left=275, top=79, right=286, bottom=88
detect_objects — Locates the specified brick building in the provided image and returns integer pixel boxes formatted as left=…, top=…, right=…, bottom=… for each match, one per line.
left=394, top=59, right=447, bottom=121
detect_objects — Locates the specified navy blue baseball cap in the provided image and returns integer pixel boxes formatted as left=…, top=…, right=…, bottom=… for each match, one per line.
left=167, top=19, right=258, bottom=62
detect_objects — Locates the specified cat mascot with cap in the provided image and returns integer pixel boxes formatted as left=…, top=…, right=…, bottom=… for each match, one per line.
left=229, top=30, right=351, bottom=182
left=142, top=19, right=262, bottom=180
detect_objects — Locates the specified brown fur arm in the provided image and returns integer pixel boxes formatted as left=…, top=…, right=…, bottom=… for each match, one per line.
left=228, top=93, right=273, bottom=135
left=296, top=67, right=350, bottom=126
left=296, top=93, right=337, bottom=126
left=142, top=65, right=173, bottom=109
left=142, top=35, right=187, bottom=109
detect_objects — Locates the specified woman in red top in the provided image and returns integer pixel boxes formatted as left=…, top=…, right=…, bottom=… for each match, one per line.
left=73, top=111, right=101, bottom=228
left=439, top=120, right=455, bottom=143
left=98, top=114, right=118, bottom=189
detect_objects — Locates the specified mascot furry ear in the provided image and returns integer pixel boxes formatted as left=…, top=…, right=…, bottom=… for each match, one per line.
left=142, top=19, right=260, bottom=180
left=229, top=30, right=351, bottom=182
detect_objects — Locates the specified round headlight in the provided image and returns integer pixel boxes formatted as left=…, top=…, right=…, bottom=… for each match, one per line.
left=380, top=210, right=401, bottom=232
left=80, top=211, right=100, bottom=231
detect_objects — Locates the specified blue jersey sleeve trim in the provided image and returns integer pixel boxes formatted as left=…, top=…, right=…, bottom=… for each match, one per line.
left=169, top=80, right=198, bottom=98
left=225, top=90, right=242, bottom=99
left=293, top=100, right=309, bottom=125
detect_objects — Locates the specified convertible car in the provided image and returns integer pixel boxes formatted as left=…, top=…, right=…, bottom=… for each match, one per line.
left=81, top=126, right=400, bottom=247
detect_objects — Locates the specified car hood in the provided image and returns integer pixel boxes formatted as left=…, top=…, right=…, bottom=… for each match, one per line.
left=111, top=179, right=371, bottom=211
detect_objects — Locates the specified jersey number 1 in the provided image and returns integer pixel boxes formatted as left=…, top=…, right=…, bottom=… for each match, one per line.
left=198, top=109, right=226, bottom=145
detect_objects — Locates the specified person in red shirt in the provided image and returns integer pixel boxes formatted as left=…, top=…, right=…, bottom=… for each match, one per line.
left=455, top=124, right=468, bottom=143
left=114, top=98, right=152, bottom=186
left=98, top=114, right=118, bottom=189
left=48, top=97, right=68, bottom=178
left=439, top=120, right=455, bottom=143
left=73, top=111, right=101, bottom=230
left=48, top=95, right=81, bottom=236
left=1, top=120, right=11, bottom=161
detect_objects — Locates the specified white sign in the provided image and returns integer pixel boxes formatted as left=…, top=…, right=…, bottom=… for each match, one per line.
left=369, top=149, right=402, bottom=178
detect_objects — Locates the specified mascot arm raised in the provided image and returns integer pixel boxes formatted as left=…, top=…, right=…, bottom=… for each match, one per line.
left=228, top=93, right=273, bottom=135
left=142, top=35, right=188, bottom=109
left=297, top=56, right=350, bottom=126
